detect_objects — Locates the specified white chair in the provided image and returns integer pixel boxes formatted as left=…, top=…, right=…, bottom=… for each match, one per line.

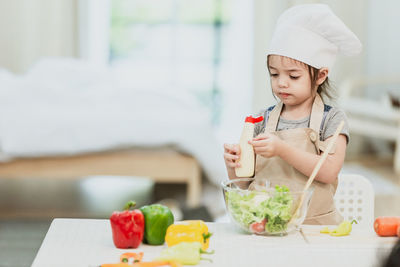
left=334, top=174, right=375, bottom=228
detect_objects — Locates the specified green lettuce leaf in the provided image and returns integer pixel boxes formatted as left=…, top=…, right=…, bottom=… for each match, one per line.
left=226, top=185, right=293, bottom=233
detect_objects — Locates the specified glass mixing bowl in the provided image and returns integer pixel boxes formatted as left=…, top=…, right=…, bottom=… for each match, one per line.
left=221, top=178, right=314, bottom=236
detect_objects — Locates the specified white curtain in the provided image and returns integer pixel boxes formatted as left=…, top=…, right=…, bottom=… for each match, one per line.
left=0, top=0, right=78, bottom=73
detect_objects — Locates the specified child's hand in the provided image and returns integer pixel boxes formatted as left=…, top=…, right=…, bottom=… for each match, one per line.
left=250, top=133, right=283, bottom=158
left=223, top=143, right=241, bottom=169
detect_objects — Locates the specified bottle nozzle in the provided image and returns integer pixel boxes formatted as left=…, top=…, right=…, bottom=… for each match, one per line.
left=245, top=116, right=264, bottom=123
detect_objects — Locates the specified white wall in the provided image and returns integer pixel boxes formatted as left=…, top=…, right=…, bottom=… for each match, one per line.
left=365, top=0, right=400, bottom=98
left=324, top=0, right=367, bottom=93
left=366, top=0, right=400, bottom=76
left=0, top=0, right=78, bottom=73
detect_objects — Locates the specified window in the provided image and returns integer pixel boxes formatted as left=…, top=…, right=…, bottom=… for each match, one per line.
left=109, top=0, right=233, bottom=123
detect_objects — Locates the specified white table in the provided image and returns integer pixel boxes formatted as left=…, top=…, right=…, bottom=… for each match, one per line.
left=32, top=219, right=398, bottom=267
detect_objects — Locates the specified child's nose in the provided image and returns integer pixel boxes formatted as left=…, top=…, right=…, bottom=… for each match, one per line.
left=278, top=77, right=288, bottom=88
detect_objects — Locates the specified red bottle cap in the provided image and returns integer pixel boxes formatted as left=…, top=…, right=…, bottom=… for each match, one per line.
left=245, top=116, right=264, bottom=123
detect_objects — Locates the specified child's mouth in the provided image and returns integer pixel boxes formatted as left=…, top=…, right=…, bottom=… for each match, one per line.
left=280, top=93, right=290, bottom=98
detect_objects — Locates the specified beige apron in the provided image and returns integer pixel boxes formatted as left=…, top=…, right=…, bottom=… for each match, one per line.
left=251, top=94, right=343, bottom=225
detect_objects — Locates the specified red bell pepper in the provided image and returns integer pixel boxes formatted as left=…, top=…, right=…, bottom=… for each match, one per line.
left=110, top=201, right=145, bottom=249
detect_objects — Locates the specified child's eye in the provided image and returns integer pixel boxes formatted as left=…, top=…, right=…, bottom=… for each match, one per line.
left=270, top=73, right=278, bottom=77
left=290, top=75, right=300, bottom=80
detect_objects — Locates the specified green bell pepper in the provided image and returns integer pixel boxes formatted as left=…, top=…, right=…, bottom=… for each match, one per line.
left=139, top=204, right=174, bottom=245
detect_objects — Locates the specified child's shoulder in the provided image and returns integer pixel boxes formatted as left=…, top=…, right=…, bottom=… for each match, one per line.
left=322, top=104, right=349, bottom=130
left=267, top=105, right=276, bottom=112
left=253, top=105, right=276, bottom=136
left=253, top=105, right=276, bottom=124
left=323, top=105, right=347, bottom=122
left=321, top=105, right=349, bottom=142
left=256, top=105, right=276, bottom=118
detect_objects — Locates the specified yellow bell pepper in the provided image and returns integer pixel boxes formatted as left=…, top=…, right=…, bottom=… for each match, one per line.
left=320, top=226, right=330, bottom=234
left=320, top=220, right=357, bottom=236
left=165, top=220, right=212, bottom=250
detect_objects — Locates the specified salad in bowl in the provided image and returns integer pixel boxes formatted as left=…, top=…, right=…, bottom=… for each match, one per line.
left=221, top=178, right=314, bottom=235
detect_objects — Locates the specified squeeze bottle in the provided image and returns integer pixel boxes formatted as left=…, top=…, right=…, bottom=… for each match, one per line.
left=235, top=115, right=264, bottom=177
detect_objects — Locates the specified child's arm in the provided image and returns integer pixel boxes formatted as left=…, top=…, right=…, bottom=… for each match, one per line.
left=250, top=133, right=347, bottom=184
left=223, top=143, right=241, bottom=179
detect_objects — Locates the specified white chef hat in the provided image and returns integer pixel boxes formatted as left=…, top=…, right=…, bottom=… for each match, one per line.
left=267, top=4, right=362, bottom=70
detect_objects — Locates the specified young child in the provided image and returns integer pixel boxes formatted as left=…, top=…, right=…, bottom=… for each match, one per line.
left=223, top=4, right=362, bottom=225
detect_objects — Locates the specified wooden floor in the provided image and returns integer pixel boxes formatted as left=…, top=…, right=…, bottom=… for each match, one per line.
left=0, top=220, right=51, bottom=267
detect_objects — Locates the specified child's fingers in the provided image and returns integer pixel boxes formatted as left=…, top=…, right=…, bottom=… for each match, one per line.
left=224, top=155, right=240, bottom=168
left=253, top=133, right=269, bottom=140
left=223, top=143, right=240, bottom=154
left=224, top=153, right=239, bottom=162
left=223, top=148, right=242, bottom=168
left=250, top=139, right=268, bottom=147
left=229, top=162, right=241, bottom=168
left=250, top=136, right=269, bottom=144
left=226, top=162, right=237, bottom=168
left=223, top=143, right=232, bottom=152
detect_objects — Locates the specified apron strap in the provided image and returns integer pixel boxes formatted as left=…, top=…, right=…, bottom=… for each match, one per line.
left=265, top=101, right=283, bottom=132
left=309, top=94, right=325, bottom=134
left=310, top=94, right=337, bottom=154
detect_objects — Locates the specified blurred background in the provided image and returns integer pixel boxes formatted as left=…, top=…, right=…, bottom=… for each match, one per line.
left=0, top=0, right=399, bottom=266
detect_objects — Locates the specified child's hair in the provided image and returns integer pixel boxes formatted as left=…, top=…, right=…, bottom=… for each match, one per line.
left=266, top=55, right=336, bottom=101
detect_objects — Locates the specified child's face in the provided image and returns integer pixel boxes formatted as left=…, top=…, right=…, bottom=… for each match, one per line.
left=268, top=55, right=314, bottom=107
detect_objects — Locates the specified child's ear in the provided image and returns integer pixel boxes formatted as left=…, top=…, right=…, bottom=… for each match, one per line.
left=316, top=68, right=329, bottom=85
